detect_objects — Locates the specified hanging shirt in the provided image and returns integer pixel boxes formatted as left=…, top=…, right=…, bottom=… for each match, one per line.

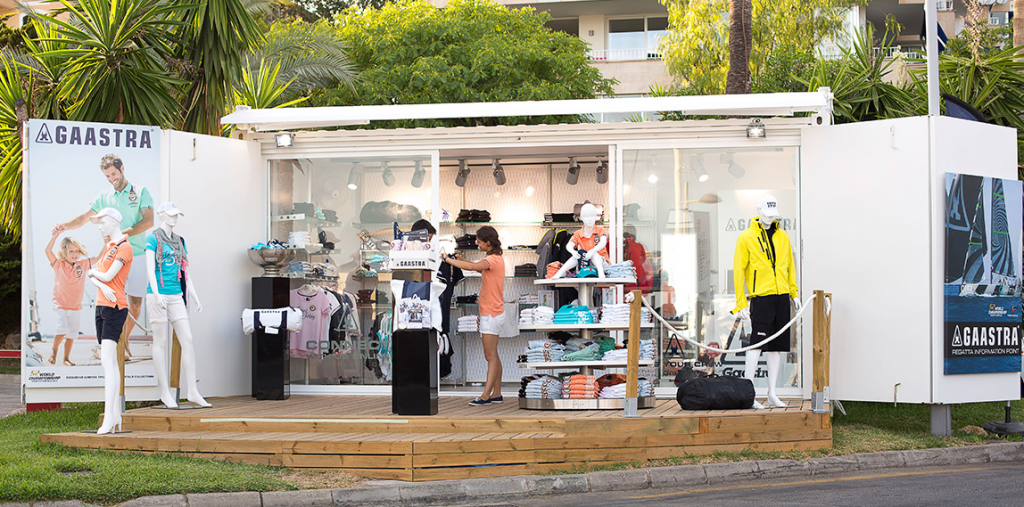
left=571, top=225, right=609, bottom=261
left=289, top=287, right=331, bottom=358
left=52, top=258, right=92, bottom=311
left=145, top=233, right=186, bottom=295
left=95, top=239, right=132, bottom=310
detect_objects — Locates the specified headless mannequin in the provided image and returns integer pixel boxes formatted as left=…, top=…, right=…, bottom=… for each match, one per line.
left=735, top=202, right=801, bottom=409
left=553, top=203, right=609, bottom=278
left=146, top=210, right=208, bottom=408
left=87, top=216, right=127, bottom=434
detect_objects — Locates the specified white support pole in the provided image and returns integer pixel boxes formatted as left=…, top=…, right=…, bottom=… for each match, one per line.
left=924, top=1, right=940, bottom=116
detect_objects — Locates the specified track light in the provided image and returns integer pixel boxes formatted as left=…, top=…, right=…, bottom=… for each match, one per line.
left=411, top=160, right=426, bottom=188
left=566, top=157, right=580, bottom=185
left=455, top=159, right=470, bottom=187
left=691, top=155, right=708, bottom=182
left=746, top=118, right=766, bottom=139
left=721, top=153, right=745, bottom=179
left=381, top=161, right=395, bottom=187
left=274, top=133, right=293, bottom=148
left=347, top=163, right=361, bottom=190
left=595, top=157, right=608, bottom=184
left=492, top=159, right=506, bottom=186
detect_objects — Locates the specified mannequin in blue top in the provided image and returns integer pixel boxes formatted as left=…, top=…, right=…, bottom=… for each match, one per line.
left=145, top=202, right=209, bottom=408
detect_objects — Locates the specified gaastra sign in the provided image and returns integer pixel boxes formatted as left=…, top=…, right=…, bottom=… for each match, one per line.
left=34, top=123, right=153, bottom=149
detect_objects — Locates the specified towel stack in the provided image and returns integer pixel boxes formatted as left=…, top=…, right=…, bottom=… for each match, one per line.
left=563, top=374, right=598, bottom=399
left=457, top=315, right=479, bottom=333
left=524, top=339, right=565, bottom=362
left=524, top=377, right=563, bottom=399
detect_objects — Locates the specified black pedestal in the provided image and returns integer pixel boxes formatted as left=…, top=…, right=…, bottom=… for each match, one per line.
left=251, top=277, right=291, bottom=400
left=391, top=328, right=438, bottom=415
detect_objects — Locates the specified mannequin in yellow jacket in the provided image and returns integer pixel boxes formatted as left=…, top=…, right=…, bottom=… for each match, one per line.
left=733, top=195, right=800, bottom=409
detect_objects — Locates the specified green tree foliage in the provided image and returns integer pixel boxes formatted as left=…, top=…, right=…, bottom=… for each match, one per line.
left=0, top=230, right=19, bottom=334
left=315, top=0, right=615, bottom=127
left=659, top=0, right=861, bottom=94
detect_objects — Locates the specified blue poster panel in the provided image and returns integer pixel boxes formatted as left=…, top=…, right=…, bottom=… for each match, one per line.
left=943, top=173, right=1023, bottom=375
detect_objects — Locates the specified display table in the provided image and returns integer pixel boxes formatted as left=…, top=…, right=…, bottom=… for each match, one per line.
left=518, top=277, right=656, bottom=410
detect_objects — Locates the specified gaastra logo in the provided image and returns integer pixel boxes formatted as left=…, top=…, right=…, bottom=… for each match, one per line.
left=34, top=123, right=153, bottom=149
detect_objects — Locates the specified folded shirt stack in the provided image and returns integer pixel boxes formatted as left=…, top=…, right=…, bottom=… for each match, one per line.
left=455, top=294, right=478, bottom=305
left=563, top=374, right=598, bottom=399
left=598, top=379, right=653, bottom=399
left=563, top=343, right=601, bottom=361
left=456, top=209, right=491, bottom=223
left=524, top=377, right=563, bottom=399
left=519, top=374, right=549, bottom=397
left=564, top=337, right=589, bottom=352
left=518, top=294, right=540, bottom=305
left=519, top=308, right=536, bottom=325
left=455, top=234, right=477, bottom=249
left=288, top=231, right=312, bottom=247
left=457, top=315, right=479, bottom=333
left=553, top=305, right=594, bottom=325
left=605, top=260, right=637, bottom=280
left=598, top=304, right=652, bottom=324
left=524, top=339, right=565, bottom=362
left=544, top=212, right=576, bottom=224
left=514, top=263, right=537, bottom=277
left=545, top=261, right=563, bottom=279
left=602, top=348, right=629, bottom=361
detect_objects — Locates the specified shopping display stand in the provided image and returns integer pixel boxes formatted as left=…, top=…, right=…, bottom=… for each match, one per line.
left=390, top=251, right=440, bottom=415
left=518, top=278, right=657, bottom=410
left=250, top=277, right=291, bottom=400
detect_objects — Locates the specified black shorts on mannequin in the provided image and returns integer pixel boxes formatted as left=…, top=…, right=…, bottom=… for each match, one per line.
left=749, top=294, right=790, bottom=352
left=95, top=306, right=129, bottom=344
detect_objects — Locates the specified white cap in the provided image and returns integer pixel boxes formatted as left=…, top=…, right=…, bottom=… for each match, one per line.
left=157, top=201, right=184, bottom=216
left=90, top=207, right=122, bottom=223
left=756, top=195, right=780, bottom=217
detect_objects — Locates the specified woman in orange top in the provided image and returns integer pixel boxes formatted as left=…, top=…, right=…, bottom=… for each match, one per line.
left=443, top=226, right=505, bottom=406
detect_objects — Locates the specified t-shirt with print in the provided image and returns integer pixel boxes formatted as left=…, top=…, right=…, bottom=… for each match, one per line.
left=95, top=239, right=133, bottom=309
left=90, top=182, right=153, bottom=256
left=479, top=254, right=505, bottom=317
left=289, top=288, right=331, bottom=358
left=145, top=232, right=186, bottom=295
left=52, top=258, right=92, bottom=311
left=571, top=226, right=609, bottom=261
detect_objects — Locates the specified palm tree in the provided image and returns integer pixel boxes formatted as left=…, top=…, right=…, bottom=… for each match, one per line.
left=0, top=58, right=30, bottom=237
left=1014, top=0, right=1023, bottom=49
left=726, top=0, right=752, bottom=94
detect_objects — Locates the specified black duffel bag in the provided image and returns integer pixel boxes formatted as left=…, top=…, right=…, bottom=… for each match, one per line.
left=676, top=375, right=755, bottom=410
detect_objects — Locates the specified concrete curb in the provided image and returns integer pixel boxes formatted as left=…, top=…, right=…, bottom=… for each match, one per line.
left=3, top=442, right=1023, bottom=506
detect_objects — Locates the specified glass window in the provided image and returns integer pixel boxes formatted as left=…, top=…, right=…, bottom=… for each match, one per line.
left=607, top=17, right=669, bottom=60
left=545, top=18, right=579, bottom=37
left=621, top=147, right=801, bottom=391
left=647, top=17, right=668, bottom=56
left=269, top=155, right=432, bottom=386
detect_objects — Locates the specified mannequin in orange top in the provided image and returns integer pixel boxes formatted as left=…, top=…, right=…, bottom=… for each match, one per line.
left=552, top=203, right=610, bottom=278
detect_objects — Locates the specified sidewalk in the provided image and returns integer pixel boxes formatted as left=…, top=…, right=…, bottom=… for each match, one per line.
left=3, top=441, right=1021, bottom=507
left=0, top=374, right=23, bottom=418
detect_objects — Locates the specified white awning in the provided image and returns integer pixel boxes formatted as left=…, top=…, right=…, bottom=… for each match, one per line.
left=221, top=89, right=833, bottom=131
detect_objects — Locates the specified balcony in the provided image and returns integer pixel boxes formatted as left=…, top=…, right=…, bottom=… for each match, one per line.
left=588, top=48, right=662, bottom=62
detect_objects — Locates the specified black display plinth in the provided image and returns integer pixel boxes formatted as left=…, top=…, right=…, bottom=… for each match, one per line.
left=391, top=328, right=438, bottom=415
left=251, top=277, right=291, bottom=400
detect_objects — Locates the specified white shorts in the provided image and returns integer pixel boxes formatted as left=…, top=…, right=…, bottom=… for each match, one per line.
left=147, top=293, right=189, bottom=324
left=54, top=308, right=81, bottom=337
left=125, top=254, right=148, bottom=298
left=479, top=312, right=506, bottom=336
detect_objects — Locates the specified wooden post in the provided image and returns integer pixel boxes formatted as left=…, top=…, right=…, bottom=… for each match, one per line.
left=811, top=290, right=831, bottom=414
left=170, top=330, right=182, bottom=392
left=623, top=290, right=641, bottom=417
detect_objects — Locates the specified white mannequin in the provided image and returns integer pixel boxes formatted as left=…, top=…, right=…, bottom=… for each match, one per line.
left=87, top=213, right=127, bottom=434
left=553, top=203, right=610, bottom=278
left=735, top=197, right=801, bottom=409
left=145, top=204, right=208, bottom=408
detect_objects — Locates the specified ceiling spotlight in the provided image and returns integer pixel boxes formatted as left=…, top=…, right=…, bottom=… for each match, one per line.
left=746, top=118, right=766, bottom=139
left=648, top=173, right=659, bottom=184
left=411, top=160, right=426, bottom=188
left=595, top=156, right=608, bottom=184
left=347, top=163, right=361, bottom=190
left=381, top=161, right=395, bottom=187
left=455, top=159, right=470, bottom=187
left=566, top=156, right=580, bottom=185
left=274, top=133, right=293, bottom=148
left=721, top=153, right=745, bottom=179
left=492, top=159, right=506, bottom=186
left=691, top=155, right=708, bottom=182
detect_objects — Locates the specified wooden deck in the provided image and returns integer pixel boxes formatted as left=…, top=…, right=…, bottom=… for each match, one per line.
left=40, top=395, right=832, bottom=481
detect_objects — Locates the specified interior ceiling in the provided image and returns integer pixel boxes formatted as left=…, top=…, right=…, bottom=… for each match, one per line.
left=439, top=145, right=609, bottom=164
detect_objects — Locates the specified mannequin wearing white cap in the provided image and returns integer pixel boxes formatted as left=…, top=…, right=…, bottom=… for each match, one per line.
left=732, top=195, right=800, bottom=409
left=553, top=203, right=610, bottom=278
left=145, top=202, right=208, bottom=408
left=87, top=209, right=132, bottom=434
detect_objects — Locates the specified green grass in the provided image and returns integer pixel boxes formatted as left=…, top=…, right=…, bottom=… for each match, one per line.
left=544, top=398, right=1024, bottom=475
left=0, top=357, right=18, bottom=374
left=0, top=403, right=298, bottom=505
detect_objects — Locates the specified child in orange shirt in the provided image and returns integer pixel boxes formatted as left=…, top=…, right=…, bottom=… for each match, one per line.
left=45, top=225, right=100, bottom=366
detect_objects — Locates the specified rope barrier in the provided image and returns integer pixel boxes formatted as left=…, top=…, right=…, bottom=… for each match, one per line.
left=633, top=293, right=817, bottom=355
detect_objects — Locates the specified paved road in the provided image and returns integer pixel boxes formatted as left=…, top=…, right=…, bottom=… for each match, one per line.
left=0, top=373, right=23, bottom=417
left=479, top=463, right=1024, bottom=507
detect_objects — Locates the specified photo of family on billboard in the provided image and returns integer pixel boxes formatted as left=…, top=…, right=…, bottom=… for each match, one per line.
left=23, top=119, right=160, bottom=389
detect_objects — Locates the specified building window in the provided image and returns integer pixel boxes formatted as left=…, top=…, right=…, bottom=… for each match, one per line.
left=604, top=16, right=669, bottom=61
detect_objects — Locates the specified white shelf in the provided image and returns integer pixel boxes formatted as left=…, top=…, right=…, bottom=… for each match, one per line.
left=519, top=360, right=654, bottom=369
left=533, top=277, right=636, bottom=287
left=518, top=322, right=654, bottom=331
